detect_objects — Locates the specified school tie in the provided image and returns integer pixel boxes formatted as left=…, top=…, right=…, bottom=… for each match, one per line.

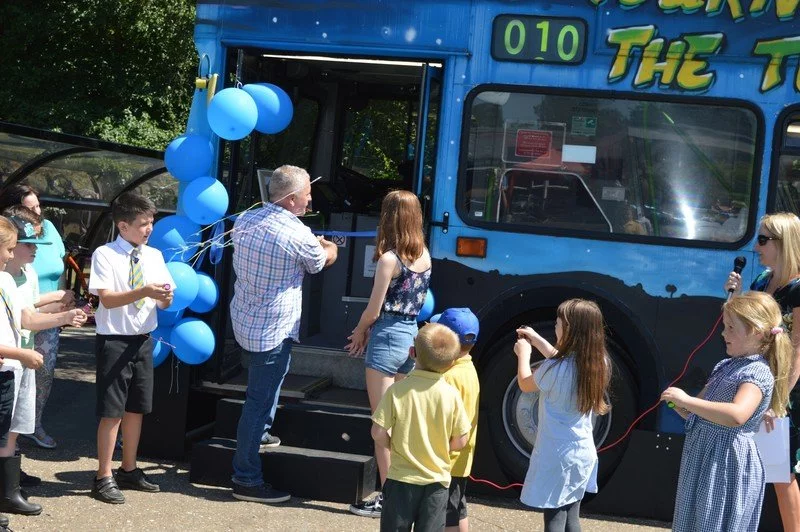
left=129, top=247, right=145, bottom=309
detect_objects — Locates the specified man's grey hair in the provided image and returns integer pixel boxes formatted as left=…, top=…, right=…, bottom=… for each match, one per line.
left=269, top=165, right=310, bottom=202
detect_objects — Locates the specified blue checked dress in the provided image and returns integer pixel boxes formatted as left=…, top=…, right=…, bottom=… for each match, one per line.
left=673, top=354, right=774, bottom=532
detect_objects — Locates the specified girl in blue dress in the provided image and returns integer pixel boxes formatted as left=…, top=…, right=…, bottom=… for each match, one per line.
left=514, top=298, right=611, bottom=532
left=662, top=291, right=791, bottom=532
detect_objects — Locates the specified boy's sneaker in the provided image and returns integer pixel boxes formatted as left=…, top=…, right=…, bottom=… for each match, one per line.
left=349, top=493, right=382, bottom=518
left=260, top=432, right=281, bottom=448
left=23, top=429, right=57, bottom=449
left=232, top=483, right=290, bottom=504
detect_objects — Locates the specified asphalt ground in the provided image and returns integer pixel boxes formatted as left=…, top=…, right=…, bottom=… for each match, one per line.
left=7, top=327, right=671, bottom=531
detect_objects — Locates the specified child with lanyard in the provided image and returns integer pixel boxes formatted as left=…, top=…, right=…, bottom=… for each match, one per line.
left=346, top=190, right=432, bottom=518
left=662, top=291, right=791, bottom=531
left=0, top=216, right=44, bottom=531
left=514, top=299, right=611, bottom=532
left=0, top=211, right=86, bottom=518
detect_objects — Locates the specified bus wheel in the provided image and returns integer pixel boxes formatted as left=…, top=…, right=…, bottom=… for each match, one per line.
left=480, top=325, right=639, bottom=487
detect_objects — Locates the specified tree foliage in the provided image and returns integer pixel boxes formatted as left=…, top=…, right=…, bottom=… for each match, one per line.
left=0, top=0, right=196, bottom=150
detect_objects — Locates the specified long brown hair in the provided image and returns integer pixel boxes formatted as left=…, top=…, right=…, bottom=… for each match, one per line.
left=551, top=299, right=611, bottom=415
left=373, top=190, right=425, bottom=263
left=724, top=291, right=791, bottom=416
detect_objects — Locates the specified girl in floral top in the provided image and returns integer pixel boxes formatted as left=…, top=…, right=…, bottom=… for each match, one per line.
left=726, top=212, right=800, bottom=530
left=345, top=190, right=431, bottom=518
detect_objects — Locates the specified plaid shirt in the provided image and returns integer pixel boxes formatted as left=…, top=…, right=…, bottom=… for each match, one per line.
left=230, top=203, right=326, bottom=352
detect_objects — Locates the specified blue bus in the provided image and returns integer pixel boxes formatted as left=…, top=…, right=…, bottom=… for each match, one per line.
left=189, top=0, right=800, bottom=521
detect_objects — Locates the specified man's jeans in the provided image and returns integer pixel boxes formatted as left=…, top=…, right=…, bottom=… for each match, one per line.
left=231, top=339, right=292, bottom=487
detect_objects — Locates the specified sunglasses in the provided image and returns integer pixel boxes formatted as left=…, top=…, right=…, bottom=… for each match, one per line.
left=756, top=234, right=780, bottom=246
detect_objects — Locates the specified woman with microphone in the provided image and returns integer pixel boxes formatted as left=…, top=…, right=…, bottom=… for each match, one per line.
left=726, top=212, right=800, bottom=531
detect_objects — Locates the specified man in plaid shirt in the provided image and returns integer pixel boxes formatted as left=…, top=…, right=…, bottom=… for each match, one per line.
left=230, top=165, right=337, bottom=504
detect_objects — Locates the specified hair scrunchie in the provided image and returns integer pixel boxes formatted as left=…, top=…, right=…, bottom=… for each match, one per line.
left=771, top=326, right=784, bottom=335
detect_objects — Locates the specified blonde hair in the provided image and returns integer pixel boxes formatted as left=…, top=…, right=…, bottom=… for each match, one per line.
left=374, top=190, right=425, bottom=264
left=761, top=212, right=800, bottom=289
left=724, top=291, right=791, bottom=416
left=414, top=323, right=460, bottom=372
left=552, top=299, right=611, bottom=415
left=0, top=216, right=16, bottom=247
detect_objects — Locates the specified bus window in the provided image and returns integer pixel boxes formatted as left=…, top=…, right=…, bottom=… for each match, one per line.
left=462, top=90, right=758, bottom=243
left=775, top=115, right=800, bottom=214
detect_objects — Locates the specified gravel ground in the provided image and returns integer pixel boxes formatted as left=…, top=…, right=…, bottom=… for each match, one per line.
left=6, top=328, right=671, bottom=531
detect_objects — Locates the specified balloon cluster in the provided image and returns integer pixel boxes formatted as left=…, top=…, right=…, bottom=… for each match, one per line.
left=151, top=82, right=295, bottom=367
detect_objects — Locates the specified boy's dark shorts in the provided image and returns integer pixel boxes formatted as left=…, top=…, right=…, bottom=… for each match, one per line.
left=96, top=334, right=154, bottom=418
left=381, top=478, right=447, bottom=532
left=445, top=476, right=469, bottom=526
left=0, top=371, right=15, bottom=447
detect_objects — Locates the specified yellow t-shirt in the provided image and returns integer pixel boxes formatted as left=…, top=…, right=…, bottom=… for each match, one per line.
left=373, top=368, right=471, bottom=487
left=443, top=355, right=480, bottom=477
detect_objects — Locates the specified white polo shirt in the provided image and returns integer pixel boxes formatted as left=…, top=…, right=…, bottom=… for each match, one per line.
left=89, top=236, right=175, bottom=336
left=0, top=272, right=23, bottom=372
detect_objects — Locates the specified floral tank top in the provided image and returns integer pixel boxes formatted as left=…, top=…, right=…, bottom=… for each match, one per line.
left=382, top=251, right=431, bottom=317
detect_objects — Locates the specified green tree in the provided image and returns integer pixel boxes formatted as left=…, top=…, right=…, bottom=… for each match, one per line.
left=0, top=0, right=196, bottom=150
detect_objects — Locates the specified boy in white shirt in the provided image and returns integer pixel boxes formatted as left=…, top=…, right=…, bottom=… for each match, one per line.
left=88, top=193, right=175, bottom=504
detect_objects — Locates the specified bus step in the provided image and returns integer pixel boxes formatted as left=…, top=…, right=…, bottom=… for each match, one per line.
left=213, top=398, right=374, bottom=456
left=198, top=373, right=332, bottom=400
left=189, top=437, right=376, bottom=504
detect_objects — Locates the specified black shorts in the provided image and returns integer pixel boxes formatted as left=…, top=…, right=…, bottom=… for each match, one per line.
left=0, top=372, right=15, bottom=446
left=445, top=476, right=469, bottom=526
left=96, top=334, right=154, bottom=418
left=381, top=478, right=447, bottom=532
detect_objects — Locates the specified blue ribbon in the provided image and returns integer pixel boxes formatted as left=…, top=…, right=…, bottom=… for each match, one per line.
left=209, top=219, right=225, bottom=264
left=313, top=230, right=377, bottom=238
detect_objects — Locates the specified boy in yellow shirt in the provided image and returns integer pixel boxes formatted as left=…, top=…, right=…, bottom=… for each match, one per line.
left=433, top=308, right=480, bottom=532
left=372, top=323, right=471, bottom=532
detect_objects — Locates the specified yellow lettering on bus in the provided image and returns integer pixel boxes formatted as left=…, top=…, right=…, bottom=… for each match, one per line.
left=635, top=39, right=685, bottom=86
left=620, top=0, right=647, bottom=7
left=607, top=26, right=656, bottom=82
left=750, top=0, right=799, bottom=18
left=705, top=0, right=745, bottom=21
left=676, top=34, right=724, bottom=90
left=658, top=0, right=704, bottom=13
left=753, top=36, right=800, bottom=92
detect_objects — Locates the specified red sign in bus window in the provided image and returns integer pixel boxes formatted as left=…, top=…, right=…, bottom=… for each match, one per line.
left=515, top=129, right=552, bottom=159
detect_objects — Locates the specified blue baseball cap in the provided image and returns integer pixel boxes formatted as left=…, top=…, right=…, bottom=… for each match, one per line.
left=8, top=216, right=51, bottom=245
left=430, top=307, right=479, bottom=345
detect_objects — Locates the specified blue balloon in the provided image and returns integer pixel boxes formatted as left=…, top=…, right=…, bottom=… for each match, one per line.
left=157, top=307, right=183, bottom=327
left=164, top=134, right=213, bottom=182
left=207, top=87, right=258, bottom=141
left=149, top=215, right=201, bottom=262
left=183, top=176, right=229, bottom=225
left=171, top=318, right=216, bottom=365
left=189, top=272, right=219, bottom=313
left=166, top=262, right=199, bottom=311
left=242, top=83, right=294, bottom=134
left=151, top=326, right=173, bottom=368
left=417, top=289, right=435, bottom=322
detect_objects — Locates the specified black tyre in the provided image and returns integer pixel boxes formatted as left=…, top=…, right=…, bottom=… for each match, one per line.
left=480, top=323, right=639, bottom=486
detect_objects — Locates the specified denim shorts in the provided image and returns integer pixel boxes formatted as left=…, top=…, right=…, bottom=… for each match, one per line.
left=364, top=314, right=417, bottom=376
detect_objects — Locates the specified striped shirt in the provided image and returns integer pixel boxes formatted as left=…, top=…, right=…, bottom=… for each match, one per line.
left=230, top=203, right=326, bottom=352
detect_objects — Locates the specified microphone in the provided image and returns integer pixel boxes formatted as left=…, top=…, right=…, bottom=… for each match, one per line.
left=728, top=256, right=747, bottom=300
